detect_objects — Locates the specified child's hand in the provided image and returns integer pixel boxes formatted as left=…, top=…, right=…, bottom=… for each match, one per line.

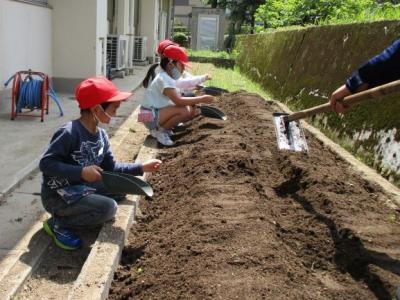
left=205, top=74, right=212, bottom=80
left=200, top=95, right=214, bottom=104
left=195, top=85, right=205, bottom=96
left=82, top=165, right=103, bottom=182
left=142, top=159, right=162, bottom=172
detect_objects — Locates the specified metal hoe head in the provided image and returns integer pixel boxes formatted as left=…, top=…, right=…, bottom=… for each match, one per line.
left=273, top=113, right=308, bottom=152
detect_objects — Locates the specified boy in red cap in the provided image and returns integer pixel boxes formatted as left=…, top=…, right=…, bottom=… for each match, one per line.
left=141, top=45, right=214, bottom=146
left=39, top=76, right=161, bottom=250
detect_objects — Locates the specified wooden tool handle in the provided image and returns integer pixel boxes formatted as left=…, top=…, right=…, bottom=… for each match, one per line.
left=286, top=79, right=400, bottom=122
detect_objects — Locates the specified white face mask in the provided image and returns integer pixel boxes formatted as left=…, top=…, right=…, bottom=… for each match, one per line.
left=106, top=115, right=118, bottom=127
left=93, top=105, right=114, bottom=125
left=171, top=67, right=181, bottom=80
left=96, top=114, right=119, bottom=130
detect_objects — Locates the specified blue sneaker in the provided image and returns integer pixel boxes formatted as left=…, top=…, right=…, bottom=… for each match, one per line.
left=43, top=219, right=82, bottom=250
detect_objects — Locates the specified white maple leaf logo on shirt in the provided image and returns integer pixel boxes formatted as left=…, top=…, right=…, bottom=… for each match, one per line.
left=72, top=140, right=104, bottom=166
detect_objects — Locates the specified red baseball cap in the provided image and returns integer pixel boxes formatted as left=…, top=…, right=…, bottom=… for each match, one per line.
left=75, top=76, right=133, bottom=109
left=163, top=45, right=191, bottom=67
left=157, top=39, right=178, bottom=55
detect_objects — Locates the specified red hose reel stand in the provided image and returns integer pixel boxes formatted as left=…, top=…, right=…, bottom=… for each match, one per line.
left=10, top=70, right=50, bottom=122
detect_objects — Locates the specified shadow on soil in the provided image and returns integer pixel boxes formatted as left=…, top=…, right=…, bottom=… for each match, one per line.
left=119, top=245, right=146, bottom=266
left=274, top=172, right=400, bottom=300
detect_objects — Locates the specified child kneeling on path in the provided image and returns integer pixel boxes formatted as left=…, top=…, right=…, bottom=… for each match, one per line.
left=140, top=45, right=214, bottom=146
left=40, top=76, right=161, bottom=250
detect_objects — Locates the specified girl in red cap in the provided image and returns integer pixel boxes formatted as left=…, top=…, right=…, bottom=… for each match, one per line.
left=141, top=45, right=214, bottom=146
left=39, top=76, right=161, bottom=250
left=157, top=39, right=178, bottom=58
left=157, top=40, right=212, bottom=97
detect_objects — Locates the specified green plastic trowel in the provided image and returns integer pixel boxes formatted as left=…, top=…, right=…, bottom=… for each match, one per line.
left=101, top=171, right=153, bottom=197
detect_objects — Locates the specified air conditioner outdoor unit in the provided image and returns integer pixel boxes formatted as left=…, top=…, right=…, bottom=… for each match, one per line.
left=107, top=35, right=129, bottom=70
left=133, top=36, right=148, bottom=61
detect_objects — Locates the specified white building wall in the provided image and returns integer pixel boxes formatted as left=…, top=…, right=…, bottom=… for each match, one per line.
left=49, top=0, right=107, bottom=92
left=116, top=0, right=129, bottom=34
left=96, top=0, right=108, bottom=75
left=140, top=0, right=158, bottom=63
left=50, top=0, right=97, bottom=79
left=115, top=0, right=134, bottom=69
left=0, top=0, right=52, bottom=89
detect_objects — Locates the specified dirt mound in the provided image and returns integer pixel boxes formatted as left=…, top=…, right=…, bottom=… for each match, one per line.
left=109, top=92, right=400, bottom=300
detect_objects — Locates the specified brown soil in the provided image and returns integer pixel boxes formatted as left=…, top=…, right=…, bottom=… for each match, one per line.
left=109, top=92, right=400, bottom=300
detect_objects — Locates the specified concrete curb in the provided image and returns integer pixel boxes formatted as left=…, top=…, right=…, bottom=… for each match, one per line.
left=0, top=159, right=39, bottom=203
left=68, top=137, right=157, bottom=300
left=275, top=101, right=400, bottom=208
left=0, top=214, right=50, bottom=299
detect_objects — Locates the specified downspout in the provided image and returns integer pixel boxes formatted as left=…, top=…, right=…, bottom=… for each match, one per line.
left=137, top=0, right=141, bottom=35
left=112, top=0, right=118, bottom=34
left=170, top=0, right=175, bottom=39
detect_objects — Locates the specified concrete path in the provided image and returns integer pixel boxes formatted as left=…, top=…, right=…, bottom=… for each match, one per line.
left=0, top=66, right=148, bottom=299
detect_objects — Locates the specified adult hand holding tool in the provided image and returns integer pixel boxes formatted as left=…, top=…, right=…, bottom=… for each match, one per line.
left=330, top=38, right=400, bottom=114
left=274, top=79, right=400, bottom=152
left=286, top=79, right=400, bottom=123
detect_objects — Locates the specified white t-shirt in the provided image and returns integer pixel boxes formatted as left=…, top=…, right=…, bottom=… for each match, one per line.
left=143, top=71, right=176, bottom=109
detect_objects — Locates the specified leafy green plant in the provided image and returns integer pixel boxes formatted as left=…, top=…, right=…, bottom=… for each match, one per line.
left=319, top=2, right=400, bottom=25
left=173, top=25, right=189, bottom=33
left=173, top=32, right=189, bottom=47
left=255, top=0, right=400, bottom=29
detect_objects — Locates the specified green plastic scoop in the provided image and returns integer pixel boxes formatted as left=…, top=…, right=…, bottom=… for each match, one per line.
left=199, top=105, right=227, bottom=120
left=101, top=171, right=153, bottom=197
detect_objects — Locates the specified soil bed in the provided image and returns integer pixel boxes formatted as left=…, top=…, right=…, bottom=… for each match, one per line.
left=109, top=92, right=400, bottom=300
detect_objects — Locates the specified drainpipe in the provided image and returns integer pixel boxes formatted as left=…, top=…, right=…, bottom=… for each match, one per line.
left=112, top=0, right=118, bottom=34
left=170, top=0, right=175, bottom=39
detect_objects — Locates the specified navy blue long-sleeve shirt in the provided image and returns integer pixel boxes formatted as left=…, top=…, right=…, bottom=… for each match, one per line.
left=40, top=120, right=143, bottom=191
left=346, top=38, right=400, bottom=93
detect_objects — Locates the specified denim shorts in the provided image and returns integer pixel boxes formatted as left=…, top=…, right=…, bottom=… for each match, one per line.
left=143, top=107, right=160, bottom=130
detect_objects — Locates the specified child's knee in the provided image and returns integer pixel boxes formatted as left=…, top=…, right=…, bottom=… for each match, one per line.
left=182, top=106, right=194, bottom=120
left=100, top=198, right=118, bottom=223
